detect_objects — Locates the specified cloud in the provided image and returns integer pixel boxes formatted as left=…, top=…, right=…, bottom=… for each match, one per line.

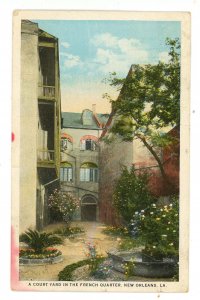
left=158, top=51, right=170, bottom=63
left=92, top=33, right=118, bottom=48
left=91, top=33, right=149, bottom=74
left=62, top=53, right=82, bottom=68
left=61, top=42, right=70, bottom=49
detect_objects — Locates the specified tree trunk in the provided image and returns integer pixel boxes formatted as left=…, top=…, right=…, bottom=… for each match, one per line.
left=136, top=135, right=175, bottom=190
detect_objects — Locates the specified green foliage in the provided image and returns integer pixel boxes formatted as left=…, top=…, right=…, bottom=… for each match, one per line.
left=134, top=196, right=179, bottom=258
left=118, top=236, right=144, bottom=251
left=108, top=38, right=180, bottom=132
left=58, top=257, right=105, bottom=281
left=19, top=229, right=64, bottom=254
left=104, top=38, right=180, bottom=183
left=53, top=226, right=84, bottom=237
left=124, top=261, right=135, bottom=279
left=19, top=248, right=62, bottom=259
left=48, top=189, right=79, bottom=224
left=102, top=225, right=131, bottom=237
left=113, top=166, right=155, bottom=223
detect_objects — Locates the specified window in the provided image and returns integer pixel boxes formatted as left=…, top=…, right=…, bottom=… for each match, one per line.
left=80, top=163, right=98, bottom=182
left=60, top=163, right=73, bottom=182
left=61, top=138, right=68, bottom=150
left=80, top=139, right=97, bottom=151
left=61, top=134, right=73, bottom=151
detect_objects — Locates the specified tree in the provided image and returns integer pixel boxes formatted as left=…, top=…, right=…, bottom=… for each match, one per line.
left=113, top=166, right=155, bottom=224
left=104, top=38, right=180, bottom=188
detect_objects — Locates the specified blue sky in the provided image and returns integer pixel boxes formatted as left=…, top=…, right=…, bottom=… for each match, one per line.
left=35, top=20, right=181, bottom=113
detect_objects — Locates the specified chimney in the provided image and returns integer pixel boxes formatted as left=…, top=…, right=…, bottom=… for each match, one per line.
left=92, top=104, right=96, bottom=114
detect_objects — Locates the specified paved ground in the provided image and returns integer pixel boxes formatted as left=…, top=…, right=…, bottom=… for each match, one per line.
left=19, top=221, right=119, bottom=281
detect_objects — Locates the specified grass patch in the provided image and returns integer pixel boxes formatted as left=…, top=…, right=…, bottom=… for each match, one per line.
left=58, top=257, right=105, bottom=281
left=102, top=226, right=131, bottom=237
left=118, top=236, right=144, bottom=251
left=53, top=226, right=84, bottom=237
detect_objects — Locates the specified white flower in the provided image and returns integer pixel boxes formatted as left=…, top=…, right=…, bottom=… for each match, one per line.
left=135, top=211, right=138, bottom=215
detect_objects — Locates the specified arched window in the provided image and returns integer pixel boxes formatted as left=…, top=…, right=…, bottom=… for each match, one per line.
left=80, top=135, right=98, bottom=151
left=80, top=162, right=98, bottom=182
left=60, top=162, right=73, bottom=182
left=61, top=133, right=73, bottom=151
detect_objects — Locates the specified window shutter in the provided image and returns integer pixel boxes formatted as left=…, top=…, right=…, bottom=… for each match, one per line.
left=68, top=167, right=73, bottom=181
left=80, top=169, right=84, bottom=181
left=80, top=140, right=86, bottom=150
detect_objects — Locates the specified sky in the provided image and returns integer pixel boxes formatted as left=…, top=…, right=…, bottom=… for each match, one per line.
left=35, top=20, right=181, bottom=113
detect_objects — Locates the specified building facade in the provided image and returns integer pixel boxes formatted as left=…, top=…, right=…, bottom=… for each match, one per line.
left=20, top=20, right=61, bottom=233
left=60, top=109, right=109, bottom=221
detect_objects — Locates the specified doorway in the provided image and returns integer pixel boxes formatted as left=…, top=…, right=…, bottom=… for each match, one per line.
left=81, top=195, right=97, bottom=221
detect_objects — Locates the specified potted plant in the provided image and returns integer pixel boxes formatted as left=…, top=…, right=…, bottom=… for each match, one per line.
left=19, top=229, right=64, bottom=265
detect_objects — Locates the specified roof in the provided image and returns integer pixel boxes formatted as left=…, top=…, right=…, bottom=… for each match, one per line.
left=62, top=111, right=109, bottom=130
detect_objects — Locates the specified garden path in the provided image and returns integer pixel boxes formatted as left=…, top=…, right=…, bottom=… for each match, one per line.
left=19, top=221, right=119, bottom=281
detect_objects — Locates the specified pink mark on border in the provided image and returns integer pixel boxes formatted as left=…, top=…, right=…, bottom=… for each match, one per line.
left=12, top=132, right=15, bottom=142
left=11, top=226, right=30, bottom=291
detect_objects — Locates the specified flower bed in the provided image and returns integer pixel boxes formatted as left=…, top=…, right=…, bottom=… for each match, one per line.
left=19, top=248, right=63, bottom=265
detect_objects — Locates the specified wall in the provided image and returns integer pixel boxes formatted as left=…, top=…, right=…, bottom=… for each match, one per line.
left=20, top=21, right=38, bottom=233
left=60, top=127, right=101, bottom=220
left=99, top=129, right=133, bottom=225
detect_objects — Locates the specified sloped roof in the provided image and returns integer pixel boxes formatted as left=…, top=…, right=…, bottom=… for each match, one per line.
left=62, top=111, right=109, bottom=129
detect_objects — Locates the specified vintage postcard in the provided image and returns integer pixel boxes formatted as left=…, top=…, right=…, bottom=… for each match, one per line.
left=12, top=10, right=190, bottom=292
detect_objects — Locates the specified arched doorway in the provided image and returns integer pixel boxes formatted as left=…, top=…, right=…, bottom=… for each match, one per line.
left=81, top=195, right=97, bottom=221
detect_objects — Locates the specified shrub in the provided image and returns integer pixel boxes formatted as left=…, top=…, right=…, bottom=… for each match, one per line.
left=133, top=196, right=179, bottom=259
left=48, top=189, right=79, bottom=224
left=113, top=166, right=155, bottom=224
left=19, top=229, right=64, bottom=254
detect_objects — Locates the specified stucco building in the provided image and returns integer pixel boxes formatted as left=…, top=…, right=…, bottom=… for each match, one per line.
left=60, top=108, right=109, bottom=221
left=20, top=20, right=61, bottom=232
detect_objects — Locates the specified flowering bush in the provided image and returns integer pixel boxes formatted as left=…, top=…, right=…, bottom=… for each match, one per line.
left=84, top=242, right=104, bottom=274
left=133, top=197, right=179, bottom=259
left=48, top=189, right=79, bottom=224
